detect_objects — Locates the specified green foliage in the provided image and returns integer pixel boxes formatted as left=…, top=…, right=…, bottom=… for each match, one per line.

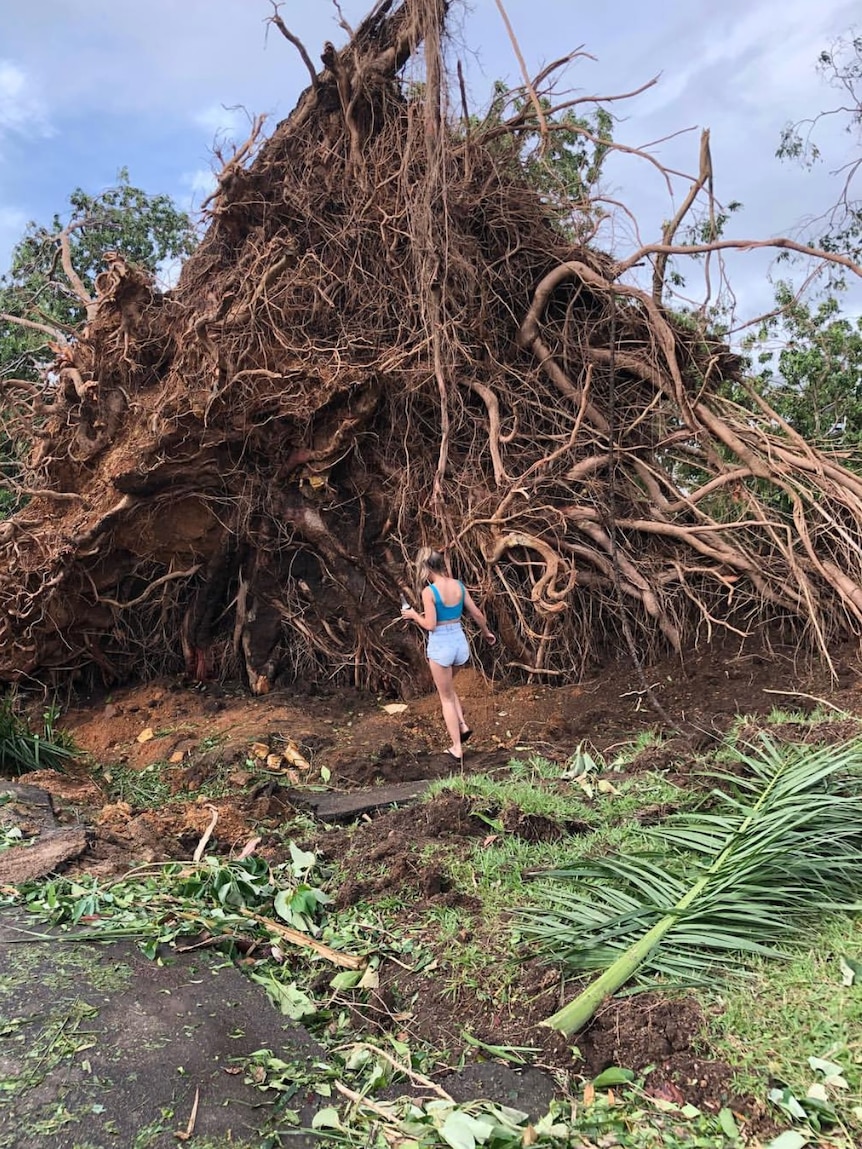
left=0, top=695, right=78, bottom=776
left=15, top=847, right=336, bottom=962
left=744, top=286, right=862, bottom=453
left=710, top=914, right=862, bottom=1140
left=1, top=168, right=197, bottom=337
left=478, top=82, right=613, bottom=239
left=777, top=34, right=862, bottom=275
left=242, top=1040, right=741, bottom=1148
left=298, top=1084, right=741, bottom=1148
left=519, top=735, right=862, bottom=1033
left=0, top=171, right=197, bottom=517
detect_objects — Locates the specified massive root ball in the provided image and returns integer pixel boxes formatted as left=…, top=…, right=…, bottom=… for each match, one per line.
left=2, top=0, right=862, bottom=696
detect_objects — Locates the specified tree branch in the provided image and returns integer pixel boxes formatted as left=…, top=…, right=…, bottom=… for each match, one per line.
left=618, top=237, right=862, bottom=281
left=0, top=312, right=68, bottom=343
left=493, top=0, right=549, bottom=152
left=266, top=2, right=319, bottom=91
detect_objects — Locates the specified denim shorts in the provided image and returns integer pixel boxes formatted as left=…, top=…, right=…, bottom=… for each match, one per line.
left=427, top=623, right=470, bottom=668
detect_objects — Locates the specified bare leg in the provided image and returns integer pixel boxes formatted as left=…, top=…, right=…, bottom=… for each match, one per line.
left=429, top=659, right=462, bottom=757
left=451, top=663, right=469, bottom=735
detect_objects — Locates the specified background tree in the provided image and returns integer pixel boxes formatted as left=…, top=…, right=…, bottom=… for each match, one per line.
left=0, top=171, right=197, bottom=515
left=778, top=33, right=862, bottom=271
left=745, top=286, right=862, bottom=457
left=737, top=34, right=862, bottom=468
left=1, top=169, right=197, bottom=371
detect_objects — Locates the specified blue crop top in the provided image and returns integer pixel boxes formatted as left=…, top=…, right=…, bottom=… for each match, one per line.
left=430, top=581, right=465, bottom=623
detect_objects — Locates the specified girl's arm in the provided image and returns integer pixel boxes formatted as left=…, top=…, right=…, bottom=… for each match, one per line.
left=402, top=586, right=438, bottom=632
left=463, top=589, right=496, bottom=644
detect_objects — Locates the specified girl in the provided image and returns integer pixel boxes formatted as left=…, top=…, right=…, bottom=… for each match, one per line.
left=401, top=548, right=496, bottom=762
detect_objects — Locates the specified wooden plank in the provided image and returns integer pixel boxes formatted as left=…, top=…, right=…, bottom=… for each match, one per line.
left=0, top=782, right=55, bottom=813
left=290, top=779, right=431, bottom=821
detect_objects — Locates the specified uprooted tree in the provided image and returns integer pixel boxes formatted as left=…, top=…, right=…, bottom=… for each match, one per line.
left=2, top=0, right=862, bottom=699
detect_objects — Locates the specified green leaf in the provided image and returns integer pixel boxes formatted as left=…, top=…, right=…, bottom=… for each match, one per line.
left=808, top=1055, right=844, bottom=1078
left=840, top=954, right=862, bottom=986
left=250, top=974, right=316, bottom=1019
left=273, top=889, right=294, bottom=923
left=591, top=1066, right=635, bottom=1088
left=311, top=1107, right=343, bottom=1130
left=330, top=970, right=363, bottom=992
left=289, top=841, right=317, bottom=877
left=718, top=1107, right=739, bottom=1139
left=439, top=1110, right=495, bottom=1149
left=768, top=1086, right=808, bottom=1122
left=766, top=1132, right=809, bottom=1149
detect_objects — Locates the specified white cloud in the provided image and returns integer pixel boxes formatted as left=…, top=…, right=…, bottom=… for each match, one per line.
left=181, top=167, right=218, bottom=198
left=0, top=59, right=52, bottom=139
left=192, top=103, right=254, bottom=144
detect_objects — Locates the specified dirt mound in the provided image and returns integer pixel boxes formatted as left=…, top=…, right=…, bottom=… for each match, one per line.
left=11, top=640, right=859, bottom=887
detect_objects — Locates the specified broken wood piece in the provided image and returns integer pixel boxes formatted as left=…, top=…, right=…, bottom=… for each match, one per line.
left=237, top=908, right=365, bottom=969
left=174, top=1086, right=200, bottom=1141
left=0, top=827, right=88, bottom=885
left=291, top=779, right=431, bottom=822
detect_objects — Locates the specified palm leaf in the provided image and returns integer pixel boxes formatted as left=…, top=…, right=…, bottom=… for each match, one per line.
left=518, top=736, right=862, bottom=1034
left=0, top=695, right=77, bottom=776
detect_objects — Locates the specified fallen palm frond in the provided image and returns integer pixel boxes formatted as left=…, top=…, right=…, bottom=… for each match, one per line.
left=519, top=736, right=862, bottom=1035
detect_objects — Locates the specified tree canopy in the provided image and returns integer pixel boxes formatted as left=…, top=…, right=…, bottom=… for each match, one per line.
left=0, top=170, right=197, bottom=375
left=0, top=172, right=197, bottom=517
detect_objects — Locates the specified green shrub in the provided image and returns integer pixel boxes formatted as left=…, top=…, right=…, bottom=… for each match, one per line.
left=0, top=695, right=77, bottom=776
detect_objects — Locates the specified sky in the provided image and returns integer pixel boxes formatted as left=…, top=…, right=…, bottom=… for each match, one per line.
left=1, top=0, right=859, bottom=321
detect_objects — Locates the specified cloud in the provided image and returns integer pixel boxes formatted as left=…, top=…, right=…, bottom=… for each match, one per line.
left=630, top=0, right=858, bottom=124
left=192, top=103, right=254, bottom=144
left=181, top=168, right=218, bottom=199
left=0, top=60, right=52, bottom=139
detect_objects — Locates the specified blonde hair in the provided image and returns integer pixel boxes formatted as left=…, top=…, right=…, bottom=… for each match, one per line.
left=416, top=547, right=446, bottom=579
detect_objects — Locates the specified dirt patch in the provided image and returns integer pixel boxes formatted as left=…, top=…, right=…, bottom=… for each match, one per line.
left=9, top=645, right=861, bottom=1128
left=577, top=994, right=767, bottom=1118
left=736, top=716, right=862, bottom=746
left=0, top=912, right=323, bottom=1149
left=323, top=792, right=486, bottom=908
left=367, top=957, right=739, bottom=1115
left=500, top=803, right=582, bottom=842
left=50, top=641, right=862, bottom=803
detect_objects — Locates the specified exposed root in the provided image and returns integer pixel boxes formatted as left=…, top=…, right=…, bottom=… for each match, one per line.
left=1, top=0, right=862, bottom=697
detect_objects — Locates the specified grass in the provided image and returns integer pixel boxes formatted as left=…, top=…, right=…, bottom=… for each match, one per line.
left=100, top=760, right=173, bottom=808
left=0, top=940, right=134, bottom=1149
left=428, top=761, right=687, bottom=827
left=0, top=694, right=78, bottom=776
left=708, top=914, right=862, bottom=1126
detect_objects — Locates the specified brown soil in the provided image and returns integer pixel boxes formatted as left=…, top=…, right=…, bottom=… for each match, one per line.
left=6, top=643, right=862, bottom=1122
